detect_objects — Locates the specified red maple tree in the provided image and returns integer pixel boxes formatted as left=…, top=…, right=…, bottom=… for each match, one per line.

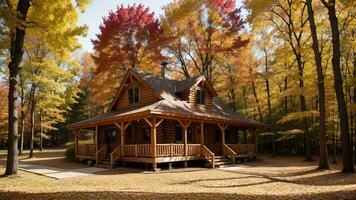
left=92, top=4, right=163, bottom=73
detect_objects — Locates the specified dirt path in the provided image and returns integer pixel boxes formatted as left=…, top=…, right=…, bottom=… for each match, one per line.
left=0, top=149, right=355, bottom=200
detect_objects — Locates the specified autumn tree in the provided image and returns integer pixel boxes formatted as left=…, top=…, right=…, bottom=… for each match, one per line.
left=320, top=0, right=354, bottom=172
left=306, top=0, right=329, bottom=169
left=161, top=0, right=248, bottom=82
left=91, top=4, right=163, bottom=108
left=0, top=0, right=91, bottom=175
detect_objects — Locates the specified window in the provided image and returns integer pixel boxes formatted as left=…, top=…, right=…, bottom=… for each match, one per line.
left=215, top=129, right=221, bottom=143
left=128, top=87, right=140, bottom=104
left=175, top=125, right=182, bottom=143
left=225, top=129, right=230, bottom=143
left=143, top=128, right=150, bottom=142
left=188, top=127, right=194, bottom=143
left=196, top=89, right=205, bottom=105
left=105, top=128, right=118, bottom=144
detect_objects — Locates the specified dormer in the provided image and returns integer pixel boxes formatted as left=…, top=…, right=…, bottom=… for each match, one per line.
left=175, top=76, right=217, bottom=110
left=108, top=70, right=161, bottom=111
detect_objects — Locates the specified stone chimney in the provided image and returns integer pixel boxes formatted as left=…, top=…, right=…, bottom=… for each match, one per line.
left=160, top=61, right=170, bottom=79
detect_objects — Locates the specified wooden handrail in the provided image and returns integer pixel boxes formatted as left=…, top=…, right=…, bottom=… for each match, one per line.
left=110, top=145, right=121, bottom=168
left=224, top=144, right=237, bottom=162
left=201, top=145, right=215, bottom=168
left=96, top=144, right=108, bottom=163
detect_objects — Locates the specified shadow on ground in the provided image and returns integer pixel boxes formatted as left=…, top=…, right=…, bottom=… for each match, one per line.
left=0, top=190, right=355, bottom=200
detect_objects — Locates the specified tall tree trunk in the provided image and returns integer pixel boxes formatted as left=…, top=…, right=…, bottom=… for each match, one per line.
left=5, top=0, right=31, bottom=176
left=29, top=85, right=36, bottom=158
left=322, top=0, right=354, bottom=172
left=352, top=56, right=356, bottom=164
left=19, top=72, right=26, bottom=155
left=39, top=108, right=44, bottom=152
left=264, top=50, right=275, bottom=157
left=296, top=57, right=313, bottom=161
left=19, top=110, right=25, bottom=155
left=252, top=81, right=263, bottom=122
left=306, top=0, right=329, bottom=169
left=284, top=76, right=288, bottom=115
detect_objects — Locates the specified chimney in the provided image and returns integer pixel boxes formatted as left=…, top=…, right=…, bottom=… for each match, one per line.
left=160, top=61, right=170, bottom=79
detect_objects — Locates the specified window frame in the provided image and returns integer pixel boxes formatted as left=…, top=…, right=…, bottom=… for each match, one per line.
left=196, top=89, right=206, bottom=105
left=128, top=86, right=140, bottom=105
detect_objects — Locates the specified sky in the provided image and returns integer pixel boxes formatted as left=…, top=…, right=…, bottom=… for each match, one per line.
left=77, top=0, right=173, bottom=52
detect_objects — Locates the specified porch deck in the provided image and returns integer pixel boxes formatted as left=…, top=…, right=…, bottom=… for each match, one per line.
left=76, top=143, right=256, bottom=168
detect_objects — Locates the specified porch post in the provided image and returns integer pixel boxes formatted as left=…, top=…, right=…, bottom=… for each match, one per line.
left=95, top=126, right=98, bottom=152
left=200, top=122, right=204, bottom=146
left=178, top=120, right=191, bottom=157
left=95, top=126, right=98, bottom=164
left=184, top=125, right=187, bottom=156
left=151, top=118, right=157, bottom=158
left=218, top=124, right=228, bottom=156
left=74, top=129, right=78, bottom=157
left=243, top=129, right=247, bottom=143
left=120, top=122, right=124, bottom=156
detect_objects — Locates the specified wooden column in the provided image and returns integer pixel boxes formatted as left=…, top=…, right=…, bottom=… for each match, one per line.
left=178, top=120, right=191, bottom=157
left=74, top=129, right=78, bottom=157
left=218, top=124, right=228, bottom=156
left=200, top=122, right=204, bottom=146
left=144, top=118, right=163, bottom=159
left=184, top=126, right=187, bottom=156
left=120, top=122, right=124, bottom=156
left=243, top=129, right=247, bottom=143
left=115, top=122, right=131, bottom=157
left=152, top=118, right=157, bottom=158
left=95, top=126, right=98, bottom=152
left=95, top=126, right=98, bottom=164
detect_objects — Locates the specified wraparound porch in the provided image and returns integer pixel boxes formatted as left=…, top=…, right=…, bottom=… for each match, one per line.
left=73, top=115, right=258, bottom=170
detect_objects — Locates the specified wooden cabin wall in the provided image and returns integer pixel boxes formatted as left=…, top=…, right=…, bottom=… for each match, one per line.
left=114, top=79, right=160, bottom=110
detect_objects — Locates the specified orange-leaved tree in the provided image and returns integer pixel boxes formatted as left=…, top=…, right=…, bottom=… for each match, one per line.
left=91, top=4, right=164, bottom=108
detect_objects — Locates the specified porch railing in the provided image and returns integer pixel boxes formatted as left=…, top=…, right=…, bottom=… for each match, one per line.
left=227, top=144, right=256, bottom=155
left=201, top=145, right=215, bottom=168
left=77, top=144, right=96, bottom=156
left=96, top=144, right=108, bottom=163
left=110, top=145, right=121, bottom=168
left=187, top=144, right=201, bottom=156
left=121, top=144, right=201, bottom=157
left=224, top=144, right=237, bottom=162
left=123, top=144, right=151, bottom=157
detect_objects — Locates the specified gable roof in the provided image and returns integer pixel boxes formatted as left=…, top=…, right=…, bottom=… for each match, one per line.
left=69, top=69, right=264, bottom=129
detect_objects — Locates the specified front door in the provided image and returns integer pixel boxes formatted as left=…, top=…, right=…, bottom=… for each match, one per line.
left=105, top=127, right=119, bottom=152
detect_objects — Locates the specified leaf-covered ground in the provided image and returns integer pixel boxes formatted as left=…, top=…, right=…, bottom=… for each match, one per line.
left=0, top=149, right=355, bottom=200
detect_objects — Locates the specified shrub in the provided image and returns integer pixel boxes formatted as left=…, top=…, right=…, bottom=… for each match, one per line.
left=65, top=142, right=76, bottom=161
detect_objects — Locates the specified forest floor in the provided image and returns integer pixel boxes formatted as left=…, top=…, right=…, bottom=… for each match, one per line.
left=0, top=149, right=355, bottom=200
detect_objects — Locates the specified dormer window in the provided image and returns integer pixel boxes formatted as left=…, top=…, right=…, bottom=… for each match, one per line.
left=128, top=87, right=140, bottom=104
left=196, top=89, right=205, bottom=105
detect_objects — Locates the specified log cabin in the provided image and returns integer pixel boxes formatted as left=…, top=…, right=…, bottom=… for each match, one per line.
left=68, top=67, right=264, bottom=170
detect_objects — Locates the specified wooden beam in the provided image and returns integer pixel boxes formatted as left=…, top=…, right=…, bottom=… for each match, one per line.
left=114, top=122, right=122, bottom=129
left=144, top=118, right=153, bottom=127
left=155, top=118, right=164, bottom=128
left=177, top=119, right=184, bottom=127
left=151, top=118, right=157, bottom=158
left=95, top=126, right=98, bottom=164
left=74, top=129, right=78, bottom=157
left=124, top=121, right=131, bottom=130
left=218, top=123, right=227, bottom=156
left=120, top=122, right=124, bottom=156
left=184, top=125, right=188, bottom=156
left=177, top=119, right=191, bottom=129
left=200, top=122, right=204, bottom=145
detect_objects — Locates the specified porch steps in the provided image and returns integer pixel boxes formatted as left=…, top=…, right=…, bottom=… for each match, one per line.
left=95, top=158, right=111, bottom=168
left=213, top=156, right=234, bottom=168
